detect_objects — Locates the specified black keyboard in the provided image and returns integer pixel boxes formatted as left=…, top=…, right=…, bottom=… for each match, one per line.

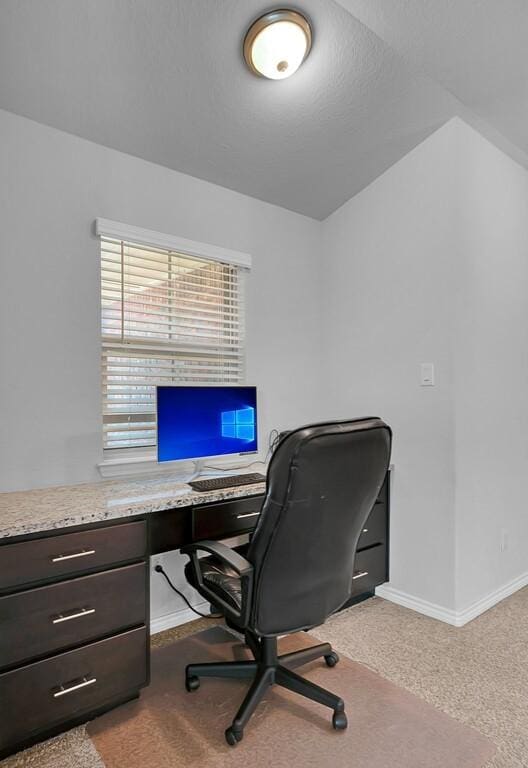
left=189, top=472, right=266, bottom=493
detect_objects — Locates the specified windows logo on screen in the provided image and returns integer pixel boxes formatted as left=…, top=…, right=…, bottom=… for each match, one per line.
left=221, top=406, right=255, bottom=441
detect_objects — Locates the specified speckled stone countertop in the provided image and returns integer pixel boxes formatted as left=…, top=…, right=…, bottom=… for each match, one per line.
left=0, top=472, right=267, bottom=540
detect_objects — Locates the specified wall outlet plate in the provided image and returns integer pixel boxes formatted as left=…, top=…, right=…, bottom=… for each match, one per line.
left=420, top=362, right=435, bottom=386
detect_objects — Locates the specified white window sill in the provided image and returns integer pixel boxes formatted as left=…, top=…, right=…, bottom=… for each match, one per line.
left=98, top=452, right=161, bottom=479
left=97, top=451, right=263, bottom=480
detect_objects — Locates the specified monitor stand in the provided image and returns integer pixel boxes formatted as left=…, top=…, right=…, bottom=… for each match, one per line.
left=188, top=459, right=205, bottom=482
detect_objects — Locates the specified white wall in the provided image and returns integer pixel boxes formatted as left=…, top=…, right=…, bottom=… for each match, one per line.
left=453, top=121, right=528, bottom=611
left=321, top=120, right=459, bottom=610
left=0, top=108, right=322, bottom=623
left=0, top=108, right=322, bottom=492
left=321, top=117, right=528, bottom=618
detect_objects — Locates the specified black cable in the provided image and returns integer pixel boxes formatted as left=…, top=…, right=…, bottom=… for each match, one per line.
left=154, top=564, right=222, bottom=619
left=269, top=428, right=281, bottom=454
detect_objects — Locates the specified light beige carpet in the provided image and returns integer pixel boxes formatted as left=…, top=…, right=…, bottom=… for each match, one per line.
left=311, top=590, right=528, bottom=768
left=0, top=728, right=104, bottom=768
left=87, top=626, right=494, bottom=768
left=4, top=590, right=527, bottom=768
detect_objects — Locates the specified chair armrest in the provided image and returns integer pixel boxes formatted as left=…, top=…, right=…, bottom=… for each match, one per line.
left=181, top=540, right=253, bottom=626
left=181, top=540, right=253, bottom=576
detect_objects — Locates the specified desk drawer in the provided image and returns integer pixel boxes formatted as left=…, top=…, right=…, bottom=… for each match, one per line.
left=193, top=495, right=264, bottom=541
left=357, top=501, right=387, bottom=551
left=350, top=544, right=387, bottom=595
left=0, top=563, right=147, bottom=670
left=0, top=521, right=146, bottom=591
left=0, top=627, right=147, bottom=751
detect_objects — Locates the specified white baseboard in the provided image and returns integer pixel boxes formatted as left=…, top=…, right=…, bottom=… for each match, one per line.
left=150, top=600, right=211, bottom=635
left=376, top=570, right=528, bottom=627
left=151, top=572, right=528, bottom=634
left=375, top=585, right=461, bottom=625
left=455, top=571, right=528, bottom=626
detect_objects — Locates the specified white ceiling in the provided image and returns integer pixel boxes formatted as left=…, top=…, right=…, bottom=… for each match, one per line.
left=0, top=1, right=526, bottom=219
left=336, top=0, right=528, bottom=168
left=0, top=0, right=461, bottom=219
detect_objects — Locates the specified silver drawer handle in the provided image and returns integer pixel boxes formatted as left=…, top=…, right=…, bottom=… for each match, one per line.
left=51, top=549, right=95, bottom=563
left=52, top=607, right=95, bottom=625
left=236, top=512, right=260, bottom=519
left=353, top=571, right=369, bottom=580
left=53, top=676, right=97, bottom=698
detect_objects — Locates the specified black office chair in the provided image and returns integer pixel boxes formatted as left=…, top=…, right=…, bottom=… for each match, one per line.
left=182, top=418, right=392, bottom=745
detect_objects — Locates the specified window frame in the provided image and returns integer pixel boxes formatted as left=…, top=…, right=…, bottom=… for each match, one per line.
left=95, top=219, right=251, bottom=474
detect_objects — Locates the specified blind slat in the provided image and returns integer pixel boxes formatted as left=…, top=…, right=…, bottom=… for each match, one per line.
left=102, top=301, right=242, bottom=326
left=102, top=342, right=242, bottom=359
left=100, top=257, right=241, bottom=285
left=101, top=269, right=241, bottom=297
left=101, top=277, right=242, bottom=306
left=101, top=286, right=242, bottom=317
left=102, top=311, right=241, bottom=333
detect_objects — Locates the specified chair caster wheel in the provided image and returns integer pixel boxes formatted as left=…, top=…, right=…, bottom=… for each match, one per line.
left=324, top=651, right=340, bottom=667
left=185, top=675, right=200, bottom=692
left=225, top=727, right=243, bottom=746
left=332, top=711, right=348, bottom=730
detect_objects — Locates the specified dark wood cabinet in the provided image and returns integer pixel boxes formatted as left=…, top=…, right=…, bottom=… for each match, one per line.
left=0, top=627, right=147, bottom=749
left=0, top=563, right=147, bottom=670
left=350, top=544, right=388, bottom=596
left=343, top=472, right=390, bottom=607
left=357, top=500, right=387, bottom=550
left=0, top=520, right=147, bottom=592
left=0, top=471, right=389, bottom=758
left=193, top=494, right=265, bottom=541
left=0, top=519, right=149, bottom=759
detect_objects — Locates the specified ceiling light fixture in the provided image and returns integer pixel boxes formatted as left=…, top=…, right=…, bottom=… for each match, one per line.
left=243, top=9, right=312, bottom=80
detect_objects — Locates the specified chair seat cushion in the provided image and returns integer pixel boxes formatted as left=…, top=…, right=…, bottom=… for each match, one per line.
left=184, top=550, right=246, bottom=612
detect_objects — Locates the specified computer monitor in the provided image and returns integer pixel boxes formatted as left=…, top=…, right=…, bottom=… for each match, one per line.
left=156, top=385, right=258, bottom=463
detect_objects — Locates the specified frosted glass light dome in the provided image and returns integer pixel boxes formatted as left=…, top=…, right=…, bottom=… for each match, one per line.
left=244, top=10, right=312, bottom=80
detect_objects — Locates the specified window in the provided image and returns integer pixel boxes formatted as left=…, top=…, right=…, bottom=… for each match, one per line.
left=99, top=222, right=249, bottom=451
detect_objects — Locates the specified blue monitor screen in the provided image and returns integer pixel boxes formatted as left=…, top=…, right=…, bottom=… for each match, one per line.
left=157, top=385, right=258, bottom=462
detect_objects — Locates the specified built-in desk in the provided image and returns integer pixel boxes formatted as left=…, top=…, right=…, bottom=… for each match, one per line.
left=0, top=470, right=389, bottom=758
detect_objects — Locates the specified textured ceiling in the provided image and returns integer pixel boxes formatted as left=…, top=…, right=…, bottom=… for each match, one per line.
left=0, top=0, right=462, bottom=219
left=2, top=1, right=526, bottom=219
left=336, top=0, right=528, bottom=170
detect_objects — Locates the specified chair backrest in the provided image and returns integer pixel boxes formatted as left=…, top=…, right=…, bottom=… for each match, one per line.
left=247, top=418, right=392, bottom=636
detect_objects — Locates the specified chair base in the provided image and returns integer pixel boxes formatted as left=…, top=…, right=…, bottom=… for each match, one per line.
left=185, top=634, right=347, bottom=745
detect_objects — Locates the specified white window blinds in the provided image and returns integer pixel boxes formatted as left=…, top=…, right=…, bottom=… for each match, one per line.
left=101, top=236, right=246, bottom=450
